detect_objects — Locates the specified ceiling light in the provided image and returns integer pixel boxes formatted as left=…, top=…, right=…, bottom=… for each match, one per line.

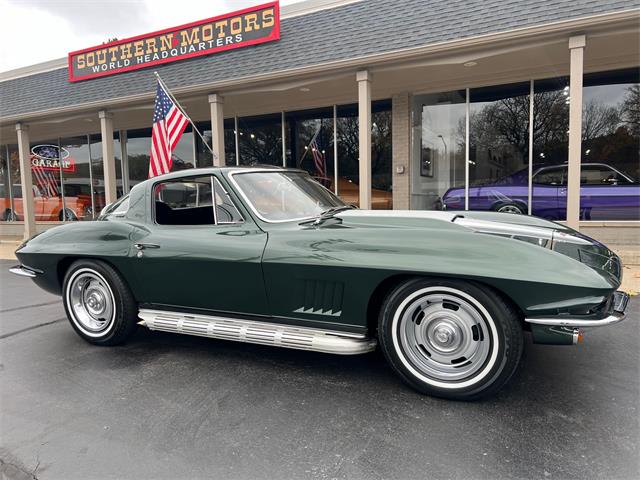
left=463, top=61, right=477, bottom=67
left=299, top=87, right=311, bottom=92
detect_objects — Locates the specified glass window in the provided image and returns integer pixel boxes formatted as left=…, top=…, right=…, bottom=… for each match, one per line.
left=4, top=145, right=21, bottom=221
left=532, top=76, right=570, bottom=220
left=286, top=107, right=334, bottom=188
left=372, top=100, right=393, bottom=209
left=225, top=118, right=237, bottom=166
left=0, top=145, right=14, bottom=221
left=126, top=127, right=194, bottom=188
left=336, top=100, right=392, bottom=209
left=412, top=90, right=466, bottom=211
left=29, top=140, right=64, bottom=222
left=580, top=68, right=639, bottom=220
left=468, top=82, right=530, bottom=215
left=89, top=132, right=124, bottom=214
left=154, top=176, right=215, bottom=225
left=237, top=113, right=283, bottom=166
left=60, top=136, right=92, bottom=221
left=154, top=176, right=242, bottom=225
left=534, top=166, right=566, bottom=186
left=232, top=170, right=345, bottom=222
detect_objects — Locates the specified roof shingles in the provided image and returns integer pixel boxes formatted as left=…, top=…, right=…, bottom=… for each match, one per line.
left=1, top=0, right=638, bottom=118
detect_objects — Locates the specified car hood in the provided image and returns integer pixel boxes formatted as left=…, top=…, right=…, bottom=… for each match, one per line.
left=335, top=209, right=621, bottom=285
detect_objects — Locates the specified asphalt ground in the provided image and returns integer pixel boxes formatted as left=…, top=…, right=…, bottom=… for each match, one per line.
left=0, top=259, right=638, bottom=480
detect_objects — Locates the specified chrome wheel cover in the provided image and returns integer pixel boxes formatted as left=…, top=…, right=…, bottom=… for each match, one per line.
left=66, top=268, right=116, bottom=337
left=392, top=287, right=499, bottom=389
left=497, top=204, right=523, bottom=214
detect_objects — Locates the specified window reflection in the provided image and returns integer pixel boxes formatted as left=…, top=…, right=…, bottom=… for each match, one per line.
left=467, top=82, right=530, bottom=215
left=126, top=127, right=194, bottom=189
left=60, top=136, right=92, bottom=220
left=336, top=101, right=392, bottom=209
left=286, top=107, right=334, bottom=188
left=237, top=113, right=283, bottom=166
left=580, top=68, right=639, bottom=220
left=412, top=91, right=466, bottom=211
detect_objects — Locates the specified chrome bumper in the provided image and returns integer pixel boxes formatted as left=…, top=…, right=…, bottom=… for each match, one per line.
left=9, top=265, right=42, bottom=278
left=525, top=291, right=630, bottom=328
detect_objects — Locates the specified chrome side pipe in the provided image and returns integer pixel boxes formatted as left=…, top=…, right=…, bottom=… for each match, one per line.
left=138, top=309, right=377, bottom=355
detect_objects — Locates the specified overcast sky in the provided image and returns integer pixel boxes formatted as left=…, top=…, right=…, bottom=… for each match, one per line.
left=0, top=0, right=304, bottom=72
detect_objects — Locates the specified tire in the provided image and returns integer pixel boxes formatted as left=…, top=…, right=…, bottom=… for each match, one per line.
left=378, top=278, right=523, bottom=400
left=62, top=259, right=138, bottom=346
left=3, top=209, right=17, bottom=221
left=59, top=208, right=78, bottom=221
left=494, top=203, right=525, bottom=215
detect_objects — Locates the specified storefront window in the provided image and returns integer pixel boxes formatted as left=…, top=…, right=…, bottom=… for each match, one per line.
left=0, top=145, right=14, bottom=221
left=126, top=127, right=194, bottom=189
left=29, top=139, right=63, bottom=222
left=60, top=136, right=92, bottom=220
left=336, top=101, right=392, bottom=209
left=580, top=68, right=639, bottom=220
left=89, top=132, right=123, bottom=214
left=532, top=76, right=570, bottom=220
left=237, top=113, right=283, bottom=166
left=225, top=119, right=237, bottom=166
left=468, top=82, right=530, bottom=214
left=286, top=107, right=334, bottom=188
left=412, top=91, right=466, bottom=211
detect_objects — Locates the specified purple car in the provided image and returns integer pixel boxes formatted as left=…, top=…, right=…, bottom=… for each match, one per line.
left=441, top=163, right=640, bottom=220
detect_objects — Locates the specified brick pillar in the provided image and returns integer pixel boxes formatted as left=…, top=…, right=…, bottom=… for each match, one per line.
left=392, top=93, right=411, bottom=210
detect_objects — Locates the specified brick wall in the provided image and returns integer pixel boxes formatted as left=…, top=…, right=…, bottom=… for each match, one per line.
left=392, top=93, right=411, bottom=210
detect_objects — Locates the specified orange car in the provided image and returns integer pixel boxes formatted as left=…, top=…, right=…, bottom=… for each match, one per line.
left=1, top=184, right=92, bottom=221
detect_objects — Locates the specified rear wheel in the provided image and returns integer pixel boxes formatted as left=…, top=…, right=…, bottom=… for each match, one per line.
left=378, top=278, right=523, bottom=400
left=495, top=203, right=525, bottom=215
left=62, top=260, right=138, bottom=345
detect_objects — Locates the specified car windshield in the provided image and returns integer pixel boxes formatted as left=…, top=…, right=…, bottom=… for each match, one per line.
left=231, top=170, right=347, bottom=222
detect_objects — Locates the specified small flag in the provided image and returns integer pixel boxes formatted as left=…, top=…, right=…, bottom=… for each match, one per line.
left=149, top=81, right=189, bottom=178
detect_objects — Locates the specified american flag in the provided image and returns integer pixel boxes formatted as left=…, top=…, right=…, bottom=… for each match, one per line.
left=31, top=163, right=59, bottom=197
left=149, top=81, right=189, bottom=178
left=309, top=137, right=327, bottom=180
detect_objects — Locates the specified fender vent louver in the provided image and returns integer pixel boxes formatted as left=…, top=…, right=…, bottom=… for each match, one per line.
left=293, top=280, right=344, bottom=317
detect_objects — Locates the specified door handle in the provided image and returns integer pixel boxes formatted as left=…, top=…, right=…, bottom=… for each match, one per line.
left=134, top=243, right=160, bottom=250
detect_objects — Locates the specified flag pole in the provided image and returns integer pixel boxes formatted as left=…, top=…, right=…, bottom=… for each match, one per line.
left=153, top=72, right=217, bottom=160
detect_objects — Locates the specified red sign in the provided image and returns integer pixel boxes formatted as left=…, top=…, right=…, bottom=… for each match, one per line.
left=68, top=2, right=280, bottom=82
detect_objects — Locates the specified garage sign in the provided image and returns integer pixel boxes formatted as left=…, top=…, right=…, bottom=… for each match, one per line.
left=68, top=2, right=280, bottom=82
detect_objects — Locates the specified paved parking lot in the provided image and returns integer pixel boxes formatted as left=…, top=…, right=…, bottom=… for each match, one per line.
left=1, top=259, right=638, bottom=480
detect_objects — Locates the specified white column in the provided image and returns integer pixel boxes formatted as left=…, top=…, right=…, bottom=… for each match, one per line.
left=16, top=123, right=35, bottom=239
left=357, top=70, right=372, bottom=209
left=99, top=110, right=117, bottom=204
left=208, top=94, right=225, bottom=167
left=567, top=34, right=586, bottom=230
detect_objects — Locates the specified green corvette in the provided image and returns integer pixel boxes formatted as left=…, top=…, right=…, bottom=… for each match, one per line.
left=11, top=167, right=630, bottom=400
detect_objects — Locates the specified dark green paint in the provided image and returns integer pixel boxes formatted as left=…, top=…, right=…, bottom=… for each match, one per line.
left=15, top=167, right=622, bottom=343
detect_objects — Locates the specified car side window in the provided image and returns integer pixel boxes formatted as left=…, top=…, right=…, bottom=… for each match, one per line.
left=580, top=165, right=628, bottom=185
left=154, top=176, right=243, bottom=226
left=533, top=168, right=566, bottom=186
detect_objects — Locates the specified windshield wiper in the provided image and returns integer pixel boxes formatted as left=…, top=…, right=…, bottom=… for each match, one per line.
left=299, top=205, right=355, bottom=226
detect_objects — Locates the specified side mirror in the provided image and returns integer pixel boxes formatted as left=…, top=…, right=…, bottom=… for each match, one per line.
left=99, top=202, right=114, bottom=218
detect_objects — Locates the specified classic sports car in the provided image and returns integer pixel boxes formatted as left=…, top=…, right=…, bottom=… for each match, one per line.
left=11, top=166, right=630, bottom=400
left=441, top=163, right=640, bottom=220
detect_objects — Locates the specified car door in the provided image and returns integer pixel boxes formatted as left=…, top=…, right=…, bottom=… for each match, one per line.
left=531, top=166, right=563, bottom=219
left=130, top=174, right=269, bottom=316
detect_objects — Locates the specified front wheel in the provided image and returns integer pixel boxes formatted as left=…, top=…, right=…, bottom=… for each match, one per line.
left=378, top=278, right=523, bottom=400
left=62, top=260, right=138, bottom=345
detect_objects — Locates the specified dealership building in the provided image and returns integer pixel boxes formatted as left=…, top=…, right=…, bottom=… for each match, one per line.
left=0, top=0, right=638, bottom=243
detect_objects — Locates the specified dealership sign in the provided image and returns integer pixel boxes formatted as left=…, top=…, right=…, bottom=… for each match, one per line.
left=68, top=2, right=280, bottom=82
left=30, top=145, right=76, bottom=173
